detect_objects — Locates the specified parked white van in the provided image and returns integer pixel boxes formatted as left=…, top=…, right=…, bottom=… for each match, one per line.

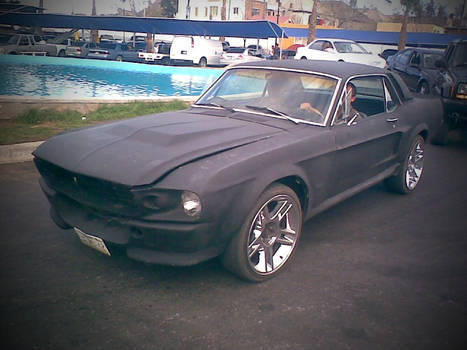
left=170, top=36, right=223, bottom=67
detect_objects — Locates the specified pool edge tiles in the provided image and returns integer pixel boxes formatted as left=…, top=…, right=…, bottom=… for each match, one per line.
left=0, top=54, right=225, bottom=78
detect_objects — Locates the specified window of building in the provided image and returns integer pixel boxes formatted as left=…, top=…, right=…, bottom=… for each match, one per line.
left=233, top=7, right=239, bottom=14
left=194, top=7, right=198, bottom=17
left=252, top=8, right=260, bottom=16
left=204, top=7, right=208, bottom=17
left=210, top=6, right=218, bottom=17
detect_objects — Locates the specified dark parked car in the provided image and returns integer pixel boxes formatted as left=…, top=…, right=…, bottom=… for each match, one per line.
left=33, top=60, right=443, bottom=282
left=388, top=48, right=444, bottom=94
left=87, top=42, right=145, bottom=62
left=433, top=39, right=467, bottom=144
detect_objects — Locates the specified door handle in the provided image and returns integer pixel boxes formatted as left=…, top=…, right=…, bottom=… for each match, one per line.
left=386, top=117, right=399, bottom=123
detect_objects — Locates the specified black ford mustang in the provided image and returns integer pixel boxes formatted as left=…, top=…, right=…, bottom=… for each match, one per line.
left=34, top=60, right=443, bottom=282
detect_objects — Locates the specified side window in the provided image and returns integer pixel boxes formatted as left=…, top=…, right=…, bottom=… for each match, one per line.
left=310, top=40, right=324, bottom=50
left=19, top=36, right=30, bottom=46
left=348, top=76, right=386, bottom=117
left=410, top=52, right=421, bottom=66
left=383, top=77, right=400, bottom=112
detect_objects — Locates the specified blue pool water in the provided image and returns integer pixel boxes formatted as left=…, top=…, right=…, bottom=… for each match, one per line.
left=0, top=55, right=223, bottom=99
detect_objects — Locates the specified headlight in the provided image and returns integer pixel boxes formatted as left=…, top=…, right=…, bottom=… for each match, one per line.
left=456, top=83, right=467, bottom=99
left=181, top=191, right=202, bottom=217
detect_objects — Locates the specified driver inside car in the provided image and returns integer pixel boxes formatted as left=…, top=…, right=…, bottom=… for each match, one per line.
left=264, top=73, right=324, bottom=121
left=335, top=82, right=365, bottom=125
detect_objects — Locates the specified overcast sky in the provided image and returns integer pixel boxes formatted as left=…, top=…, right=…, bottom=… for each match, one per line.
left=20, top=0, right=465, bottom=16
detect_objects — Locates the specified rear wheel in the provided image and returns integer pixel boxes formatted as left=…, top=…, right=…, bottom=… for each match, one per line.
left=58, top=50, right=66, bottom=57
left=199, top=57, right=207, bottom=67
left=385, top=135, right=425, bottom=194
left=300, top=56, right=307, bottom=60
left=221, top=184, right=302, bottom=282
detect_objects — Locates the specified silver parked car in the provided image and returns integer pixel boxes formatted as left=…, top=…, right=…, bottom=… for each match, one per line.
left=65, top=41, right=91, bottom=58
left=220, top=47, right=265, bottom=66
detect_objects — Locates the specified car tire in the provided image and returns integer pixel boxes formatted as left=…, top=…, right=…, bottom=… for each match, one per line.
left=116, top=55, right=123, bottom=62
left=300, top=56, right=307, bottom=60
left=417, top=81, right=429, bottom=95
left=58, top=50, right=66, bottom=57
left=199, top=57, right=207, bottom=67
left=221, top=184, right=303, bottom=282
left=385, top=135, right=425, bottom=194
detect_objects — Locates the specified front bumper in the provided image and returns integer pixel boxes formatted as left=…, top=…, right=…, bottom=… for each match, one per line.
left=39, top=178, right=224, bottom=266
left=442, top=97, right=467, bottom=122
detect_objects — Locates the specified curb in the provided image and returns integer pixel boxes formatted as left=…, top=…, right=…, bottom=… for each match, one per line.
left=0, top=141, right=43, bottom=164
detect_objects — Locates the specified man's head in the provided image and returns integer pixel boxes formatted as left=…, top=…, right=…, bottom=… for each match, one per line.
left=346, top=82, right=357, bottom=103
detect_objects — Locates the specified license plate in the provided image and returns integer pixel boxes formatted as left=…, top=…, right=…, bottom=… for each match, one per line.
left=74, top=228, right=111, bottom=256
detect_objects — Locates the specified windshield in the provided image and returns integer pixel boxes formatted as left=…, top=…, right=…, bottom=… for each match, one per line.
left=334, top=42, right=369, bottom=54
left=7, top=35, right=19, bottom=44
left=196, top=68, right=338, bottom=125
left=450, top=43, right=467, bottom=67
left=423, top=52, right=443, bottom=69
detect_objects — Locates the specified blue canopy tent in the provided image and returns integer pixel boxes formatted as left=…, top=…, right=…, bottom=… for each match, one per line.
left=0, top=13, right=286, bottom=39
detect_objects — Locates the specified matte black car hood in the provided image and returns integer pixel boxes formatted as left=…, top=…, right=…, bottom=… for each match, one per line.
left=33, top=110, right=283, bottom=186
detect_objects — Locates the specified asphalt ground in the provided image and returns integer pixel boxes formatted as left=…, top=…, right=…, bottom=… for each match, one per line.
left=1, top=135, right=466, bottom=350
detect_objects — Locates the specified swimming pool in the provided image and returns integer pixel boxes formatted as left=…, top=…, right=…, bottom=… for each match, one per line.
left=0, top=55, right=224, bottom=99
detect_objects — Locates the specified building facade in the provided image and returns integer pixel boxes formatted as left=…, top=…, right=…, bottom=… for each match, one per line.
left=176, top=0, right=246, bottom=20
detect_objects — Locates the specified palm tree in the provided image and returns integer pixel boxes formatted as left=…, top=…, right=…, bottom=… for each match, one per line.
left=398, top=0, right=420, bottom=50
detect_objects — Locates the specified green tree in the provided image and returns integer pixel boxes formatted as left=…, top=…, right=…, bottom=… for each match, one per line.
left=161, top=0, right=177, bottom=18
left=425, top=0, right=436, bottom=17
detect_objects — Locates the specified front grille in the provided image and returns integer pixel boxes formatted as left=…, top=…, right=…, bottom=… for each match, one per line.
left=35, top=158, right=140, bottom=217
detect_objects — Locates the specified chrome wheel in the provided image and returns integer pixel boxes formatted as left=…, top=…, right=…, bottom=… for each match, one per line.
left=247, top=194, right=301, bottom=275
left=405, top=138, right=424, bottom=190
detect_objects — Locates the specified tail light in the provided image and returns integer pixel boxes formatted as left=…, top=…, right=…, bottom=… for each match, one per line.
left=103, top=50, right=109, bottom=54
left=191, top=37, right=194, bottom=48
left=239, top=55, right=243, bottom=59
left=76, top=48, right=81, bottom=52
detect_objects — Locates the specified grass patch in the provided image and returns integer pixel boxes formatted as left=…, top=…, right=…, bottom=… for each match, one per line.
left=0, top=100, right=189, bottom=145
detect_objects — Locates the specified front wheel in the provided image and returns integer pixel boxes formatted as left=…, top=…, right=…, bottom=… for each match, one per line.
left=221, top=184, right=303, bottom=282
left=385, top=135, right=425, bottom=194
left=199, top=57, right=207, bottom=67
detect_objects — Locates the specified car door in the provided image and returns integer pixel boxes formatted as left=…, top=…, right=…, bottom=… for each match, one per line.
left=17, top=35, right=32, bottom=54
left=404, top=51, right=422, bottom=90
left=307, top=40, right=329, bottom=60
left=331, top=76, right=404, bottom=195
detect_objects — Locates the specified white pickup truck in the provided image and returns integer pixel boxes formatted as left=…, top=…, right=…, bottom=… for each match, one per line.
left=0, top=34, right=58, bottom=56
left=138, top=42, right=171, bottom=65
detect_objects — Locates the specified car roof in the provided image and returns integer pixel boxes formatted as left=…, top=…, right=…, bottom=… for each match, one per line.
left=316, top=38, right=355, bottom=43
left=233, top=60, right=386, bottom=80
